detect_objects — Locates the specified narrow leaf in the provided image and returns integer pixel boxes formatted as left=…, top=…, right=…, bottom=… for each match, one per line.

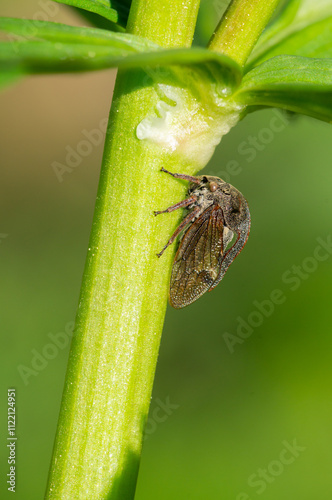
left=0, top=19, right=241, bottom=89
left=248, top=0, right=332, bottom=67
left=0, top=18, right=150, bottom=49
left=69, top=9, right=125, bottom=32
left=235, top=55, right=332, bottom=123
left=53, top=0, right=130, bottom=28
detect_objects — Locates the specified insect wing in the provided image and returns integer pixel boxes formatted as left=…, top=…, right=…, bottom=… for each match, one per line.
left=210, top=205, right=250, bottom=290
left=170, top=206, right=225, bottom=308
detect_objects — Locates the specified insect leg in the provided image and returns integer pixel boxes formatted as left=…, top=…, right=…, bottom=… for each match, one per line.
left=160, top=167, right=201, bottom=184
left=157, top=206, right=200, bottom=258
left=154, top=195, right=197, bottom=216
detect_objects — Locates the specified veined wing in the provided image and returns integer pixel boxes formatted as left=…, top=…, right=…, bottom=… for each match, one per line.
left=169, top=205, right=225, bottom=308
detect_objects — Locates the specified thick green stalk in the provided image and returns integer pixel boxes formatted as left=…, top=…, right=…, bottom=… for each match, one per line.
left=45, top=1, right=200, bottom=499
left=208, top=0, right=281, bottom=67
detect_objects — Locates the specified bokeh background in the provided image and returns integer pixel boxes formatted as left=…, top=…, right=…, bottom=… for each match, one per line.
left=1, top=1, right=332, bottom=499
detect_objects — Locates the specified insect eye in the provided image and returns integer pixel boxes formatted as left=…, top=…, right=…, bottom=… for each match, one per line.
left=209, top=182, right=218, bottom=192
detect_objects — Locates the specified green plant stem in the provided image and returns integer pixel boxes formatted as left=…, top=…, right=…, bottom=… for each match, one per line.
left=45, top=1, right=200, bottom=499
left=208, top=0, right=281, bottom=67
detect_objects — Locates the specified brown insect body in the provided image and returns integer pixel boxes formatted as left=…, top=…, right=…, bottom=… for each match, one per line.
left=155, top=168, right=250, bottom=308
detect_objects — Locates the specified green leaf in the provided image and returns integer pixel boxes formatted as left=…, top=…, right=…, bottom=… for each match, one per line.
left=0, top=19, right=241, bottom=89
left=69, top=8, right=125, bottom=32
left=53, top=0, right=131, bottom=28
left=235, top=55, right=332, bottom=123
left=248, top=0, right=332, bottom=68
left=0, top=17, right=150, bottom=49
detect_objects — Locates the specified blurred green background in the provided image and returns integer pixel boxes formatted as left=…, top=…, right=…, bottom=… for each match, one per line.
left=1, top=1, right=332, bottom=499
